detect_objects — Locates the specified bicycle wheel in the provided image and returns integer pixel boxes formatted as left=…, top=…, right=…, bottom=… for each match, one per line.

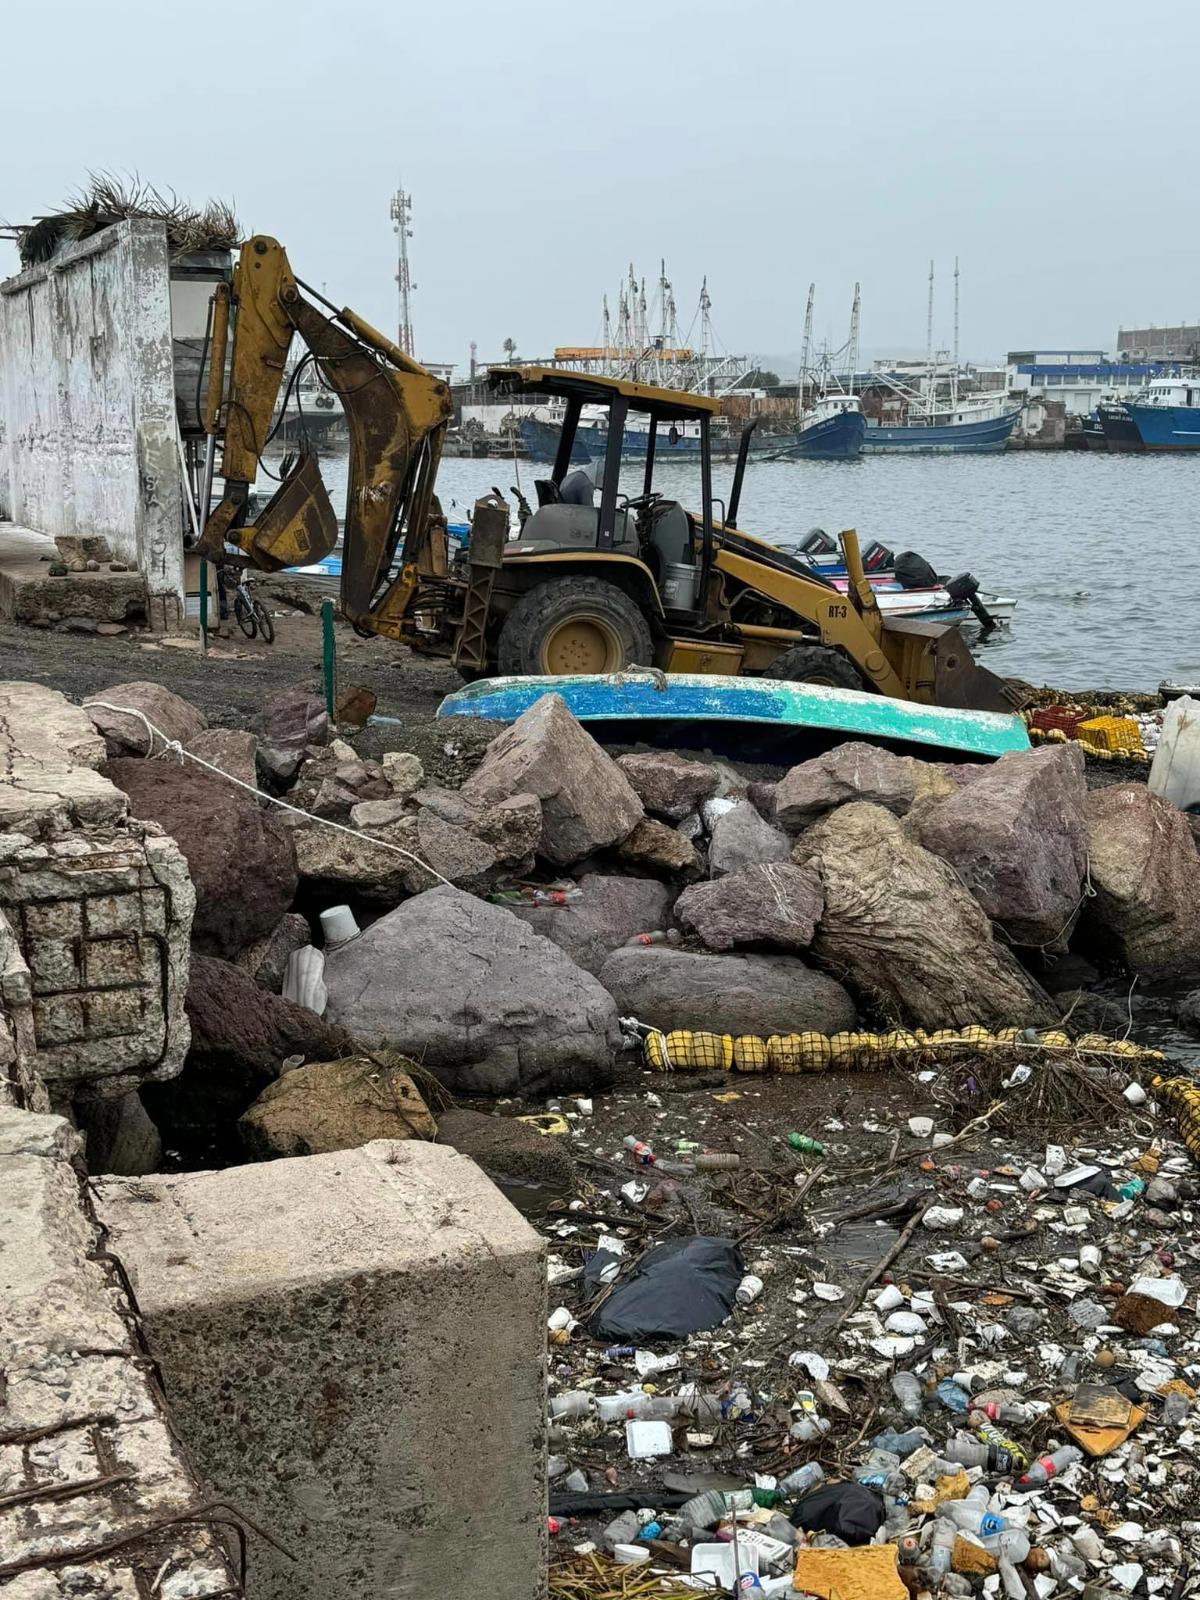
left=253, top=599, right=275, bottom=645
left=233, top=592, right=258, bottom=639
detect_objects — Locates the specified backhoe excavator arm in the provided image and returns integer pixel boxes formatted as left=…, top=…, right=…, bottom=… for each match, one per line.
left=196, top=235, right=452, bottom=635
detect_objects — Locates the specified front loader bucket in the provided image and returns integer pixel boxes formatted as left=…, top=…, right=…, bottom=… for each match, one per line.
left=241, top=450, right=339, bottom=573
left=884, top=618, right=1025, bottom=714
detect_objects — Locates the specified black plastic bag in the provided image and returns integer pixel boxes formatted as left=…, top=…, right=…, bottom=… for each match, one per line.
left=589, top=1236, right=745, bottom=1343
left=790, top=1481, right=885, bottom=1543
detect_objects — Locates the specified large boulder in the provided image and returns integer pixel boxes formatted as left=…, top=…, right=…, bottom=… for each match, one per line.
left=286, top=815, right=413, bottom=902
left=912, top=744, right=1088, bottom=946
left=106, top=758, right=298, bottom=959
left=84, top=681, right=207, bottom=757
left=185, top=727, right=259, bottom=789
left=801, top=802, right=1056, bottom=1028
left=616, top=752, right=720, bottom=821
left=239, top=1054, right=436, bottom=1158
left=509, top=873, right=676, bottom=974
left=400, top=812, right=499, bottom=893
left=436, top=1107, right=576, bottom=1190
left=323, top=886, right=622, bottom=1094
left=597, top=946, right=856, bottom=1036
left=461, top=694, right=643, bottom=865
left=1081, top=784, right=1200, bottom=982
left=774, top=742, right=916, bottom=832
left=674, top=862, right=824, bottom=952
left=708, top=801, right=792, bottom=877
left=256, top=686, right=330, bottom=784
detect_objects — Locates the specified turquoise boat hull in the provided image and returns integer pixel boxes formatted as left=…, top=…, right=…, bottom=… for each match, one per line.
left=437, top=673, right=1030, bottom=760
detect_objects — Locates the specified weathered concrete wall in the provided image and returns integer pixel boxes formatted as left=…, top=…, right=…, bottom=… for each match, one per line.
left=0, top=682, right=193, bottom=1104
left=0, top=220, right=185, bottom=614
left=95, top=1140, right=549, bottom=1600
left=0, top=1106, right=241, bottom=1595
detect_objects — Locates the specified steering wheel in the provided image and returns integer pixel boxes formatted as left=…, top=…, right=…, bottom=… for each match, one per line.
left=625, top=491, right=663, bottom=514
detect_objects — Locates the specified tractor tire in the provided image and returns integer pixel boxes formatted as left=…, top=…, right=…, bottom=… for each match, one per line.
left=497, top=577, right=654, bottom=677
left=764, top=643, right=866, bottom=691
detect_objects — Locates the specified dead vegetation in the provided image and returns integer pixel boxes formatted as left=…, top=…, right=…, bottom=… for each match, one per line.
left=9, top=173, right=240, bottom=266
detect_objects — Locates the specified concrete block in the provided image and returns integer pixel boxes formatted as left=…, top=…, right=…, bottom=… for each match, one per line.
left=95, top=1140, right=548, bottom=1600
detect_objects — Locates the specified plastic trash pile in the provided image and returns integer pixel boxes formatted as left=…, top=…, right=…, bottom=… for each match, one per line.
left=540, top=1065, right=1200, bottom=1598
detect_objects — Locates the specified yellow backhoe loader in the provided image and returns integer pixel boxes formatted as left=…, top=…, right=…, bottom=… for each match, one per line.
left=196, top=238, right=1017, bottom=713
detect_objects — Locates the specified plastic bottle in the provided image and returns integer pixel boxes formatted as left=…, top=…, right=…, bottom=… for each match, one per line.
left=969, top=1400, right=1033, bottom=1427
left=1018, top=1446, right=1083, bottom=1488
left=779, top=1462, right=826, bottom=1498
left=1117, top=1176, right=1146, bottom=1201
left=891, top=1372, right=925, bottom=1419
left=596, top=1391, right=649, bottom=1421
left=787, top=1133, right=826, bottom=1154
left=680, top=1487, right=755, bottom=1529
left=1148, top=694, right=1200, bottom=809
left=695, top=1152, right=742, bottom=1170
left=528, top=885, right=582, bottom=906
left=623, top=1136, right=657, bottom=1166
left=983, top=1529, right=1031, bottom=1564
left=972, top=1419, right=1030, bottom=1469
left=870, top=1426, right=931, bottom=1458
left=927, top=1520, right=958, bottom=1581
left=603, top=1345, right=636, bottom=1360
left=549, top=1391, right=593, bottom=1419
left=939, top=1486, right=993, bottom=1534
left=622, top=929, right=680, bottom=947
left=936, top=1378, right=970, bottom=1413
left=943, top=1432, right=1015, bottom=1473
left=603, top=1509, right=642, bottom=1550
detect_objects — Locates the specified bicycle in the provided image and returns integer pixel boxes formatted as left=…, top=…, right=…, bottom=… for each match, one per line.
left=232, top=570, right=275, bottom=644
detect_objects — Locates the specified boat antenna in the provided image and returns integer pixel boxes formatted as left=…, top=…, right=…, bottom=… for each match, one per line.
left=798, top=282, right=815, bottom=420
left=602, top=293, right=611, bottom=376
left=952, top=256, right=960, bottom=413
left=925, top=258, right=934, bottom=413
left=847, top=282, right=861, bottom=394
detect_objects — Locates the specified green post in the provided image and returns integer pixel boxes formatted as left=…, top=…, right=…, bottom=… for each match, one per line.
left=321, top=597, right=336, bottom=719
left=199, top=558, right=209, bottom=653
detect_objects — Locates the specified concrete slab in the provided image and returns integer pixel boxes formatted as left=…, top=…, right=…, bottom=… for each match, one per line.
left=0, top=525, right=147, bottom=625
left=94, top=1139, right=548, bottom=1600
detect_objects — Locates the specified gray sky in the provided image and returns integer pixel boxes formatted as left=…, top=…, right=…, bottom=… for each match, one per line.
left=4, top=0, right=1196, bottom=373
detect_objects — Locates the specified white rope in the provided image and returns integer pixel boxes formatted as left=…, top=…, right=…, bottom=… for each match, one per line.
left=82, top=700, right=456, bottom=890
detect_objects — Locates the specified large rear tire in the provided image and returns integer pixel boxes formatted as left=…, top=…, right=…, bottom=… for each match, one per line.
left=497, top=577, right=654, bottom=677
left=764, top=643, right=866, bottom=691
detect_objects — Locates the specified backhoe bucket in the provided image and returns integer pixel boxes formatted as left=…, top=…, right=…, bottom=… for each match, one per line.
left=884, top=618, right=1024, bottom=714
left=239, top=450, right=338, bottom=573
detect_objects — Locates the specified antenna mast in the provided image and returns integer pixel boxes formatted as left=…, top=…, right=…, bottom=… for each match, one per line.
left=798, top=283, right=815, bottom=420
left=952, top=256, right=960, bottom=411
left=847, top=282, right=861, bottom=393
left=925, top=259, right=935, bottom=410
left=602, top=294, right=611, bottom=376
left=389, top=182, right=415, bottom=357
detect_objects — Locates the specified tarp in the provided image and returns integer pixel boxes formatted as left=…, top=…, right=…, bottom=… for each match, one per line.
left=589, top=1236, right=744, bottom=1343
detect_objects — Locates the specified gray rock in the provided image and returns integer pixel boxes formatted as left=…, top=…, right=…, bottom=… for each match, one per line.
left=350, top=797, right=411, bottom=831
left=774, top=741, right=916, bottom=831
left=746, top=780, right=779, bottom=820
left=597, top=946, right=856, bottom=1036
left=913, top=744, right=1089, bottom=946
left=708, top=801, right=792, bottom=876
left=509, top=873, right=676, bottom=974
left=186, top=727, right=259, bottom=790
left=401, top=812, right=498, bottom=894
left=235, top=912, right=313, bottom=993
left=256, top=687, right=330, bottom=785
left=382, top=750, right=425, bottom=797
left=417, top=786, right=543, bottom=865
left=74, top=1090, right=162, bottom=1176
left=800, top=802, right=1056, bottom=1028
left=1082, top=784, right=1200, bottom=982
left=311, top=778, right=360, bottom=820
left=1178, top=990, right=1200, bottom=1033
left=462, top=693, right=643, bottom=865
left=616, top=817, right=703, bottom=878
left=616, top=752, right=720, bottom=820
left=239, top=1054, right=436, bottom=1158
left=84, top=680, right=207, bottom=757
left=674, top=862, right=824, bottom=952
left=323, top=886, right=621, bottom=1095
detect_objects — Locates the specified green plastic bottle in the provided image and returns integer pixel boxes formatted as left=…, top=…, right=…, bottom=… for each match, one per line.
left=787, top=1133, right=825, bottom=1155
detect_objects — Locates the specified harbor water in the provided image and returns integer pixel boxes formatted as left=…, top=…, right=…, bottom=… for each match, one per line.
left=291, top=448, right=1200, bottom=691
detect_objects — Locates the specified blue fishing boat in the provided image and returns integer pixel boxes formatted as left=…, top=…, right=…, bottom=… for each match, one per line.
left=1096, top=398, right=1144, bottom=452
left=767, top=395, right=865, bottom=460
left=1125, top=377, right=1200, bottom=450
left=437, top=672, right=1030, bottom=761
left=862, top=407, right=1019, bottom=454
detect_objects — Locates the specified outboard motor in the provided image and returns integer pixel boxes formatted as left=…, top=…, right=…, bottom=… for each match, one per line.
left=945, top=571, right=998, bottom=633
left=800, top=527, right=837, bottom=556
left=861, top=540, right=894, bottom=573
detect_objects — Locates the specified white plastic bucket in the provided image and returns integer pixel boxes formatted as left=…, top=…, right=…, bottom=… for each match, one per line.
left=661, top=561, right=699, bottom=609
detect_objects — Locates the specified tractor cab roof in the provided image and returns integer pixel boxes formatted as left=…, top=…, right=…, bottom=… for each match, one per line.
left=487, top=365, right=722, bottom=422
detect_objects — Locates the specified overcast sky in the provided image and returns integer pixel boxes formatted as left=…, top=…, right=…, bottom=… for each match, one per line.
left=4, top=0, right=1196, bottom=373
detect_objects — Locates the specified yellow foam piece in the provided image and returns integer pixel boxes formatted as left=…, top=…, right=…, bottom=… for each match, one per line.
left=792, top=1545, right=907, bottom=1600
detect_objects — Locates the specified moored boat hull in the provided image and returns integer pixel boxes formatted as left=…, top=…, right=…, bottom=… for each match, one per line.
left=862, top=410, right=1019, bottom=454
left=770, top=409, right=866, bottom=460
left=1125, top=403, right=1200, bottom=451
left=1096, top=401, right=1144, bottom=452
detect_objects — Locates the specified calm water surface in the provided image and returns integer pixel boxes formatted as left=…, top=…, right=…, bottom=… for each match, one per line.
left=298, top=448, right=1200, bottom=691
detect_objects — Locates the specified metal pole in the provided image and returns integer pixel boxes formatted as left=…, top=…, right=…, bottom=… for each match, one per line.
left=321, top=598, right=337, bottom=719
left=199, top=559, right=209, bottom=654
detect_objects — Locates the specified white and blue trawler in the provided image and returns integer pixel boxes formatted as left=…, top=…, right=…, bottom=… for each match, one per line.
left=1125, top=376, right=1200, bottom=450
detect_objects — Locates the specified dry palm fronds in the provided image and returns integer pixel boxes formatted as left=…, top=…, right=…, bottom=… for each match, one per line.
left=550, top=1552, right=700, bottom=1600
left=13, top=172, right=240, bottom=266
